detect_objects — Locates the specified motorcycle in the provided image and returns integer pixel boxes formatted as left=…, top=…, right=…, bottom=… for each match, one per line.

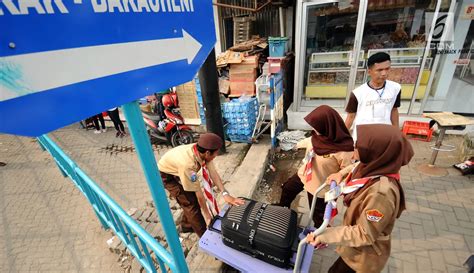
left=141, top=91, right=194, bottom=147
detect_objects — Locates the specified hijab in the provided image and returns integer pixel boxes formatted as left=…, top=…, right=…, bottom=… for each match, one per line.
left=303, top=105, right=354, bottom=156
left=344, top=124, right=414, bottom=217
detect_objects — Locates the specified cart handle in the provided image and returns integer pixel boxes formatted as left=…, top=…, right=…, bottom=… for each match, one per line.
left=293, top=181, right=338, bottom=273
left=308, top=181, right=336, bottom=227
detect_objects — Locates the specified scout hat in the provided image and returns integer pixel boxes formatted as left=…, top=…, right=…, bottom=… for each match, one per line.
left=197, top=133, right=223, bottom=150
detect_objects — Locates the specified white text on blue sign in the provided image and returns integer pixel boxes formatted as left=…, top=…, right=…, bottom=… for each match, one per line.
left=0, top=0, right=195, bottom=15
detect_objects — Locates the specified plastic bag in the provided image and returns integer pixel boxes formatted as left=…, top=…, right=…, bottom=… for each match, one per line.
left=277, top=130, right=307, bottom=151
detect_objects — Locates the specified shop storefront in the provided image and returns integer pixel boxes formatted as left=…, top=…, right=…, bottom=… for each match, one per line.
left=288, top=0, right=473, bottom=129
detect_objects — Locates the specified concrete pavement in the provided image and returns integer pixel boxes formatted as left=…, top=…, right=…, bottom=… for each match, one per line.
left=0, top=124, right=249, bottom=272
left=1, top=123, right=473, bottom=273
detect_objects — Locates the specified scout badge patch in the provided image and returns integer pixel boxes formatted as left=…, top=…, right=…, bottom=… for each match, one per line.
left=366, top=209, right=384, bottom=222
left=190, top=172, right=197, bottom=182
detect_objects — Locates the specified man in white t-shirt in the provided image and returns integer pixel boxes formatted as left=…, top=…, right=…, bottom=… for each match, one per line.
left=345, top=52, right=401, bottom=140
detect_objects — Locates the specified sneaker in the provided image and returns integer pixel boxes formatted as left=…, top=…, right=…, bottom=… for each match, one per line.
left=102, top=128, right=107, bottom=133
left=115, top=132, right=121, bottom=138
left=94, top=130, right=101, bottom=134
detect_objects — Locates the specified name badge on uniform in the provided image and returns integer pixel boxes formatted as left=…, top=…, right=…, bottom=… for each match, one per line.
left=190, top=172, right=197, bottom=183
left=373, top=101, right=387, bottom=119
left=366, top=209, right=384, bottom=222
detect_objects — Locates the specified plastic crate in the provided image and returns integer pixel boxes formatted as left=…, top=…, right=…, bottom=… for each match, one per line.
left=267, top=57, right=285, bottom=74
left=228, top=134, right=253, bottom=144
left=268, top=37, right=289, bottom=57
left=402, top=121, right=433, bottom=142
left=233, top=17, right=254, bottom=45
left=223, top=98, right=258, bottom=143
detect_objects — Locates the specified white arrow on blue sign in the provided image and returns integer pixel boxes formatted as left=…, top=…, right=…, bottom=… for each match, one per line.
left=0, top=0, right=215, bottom=137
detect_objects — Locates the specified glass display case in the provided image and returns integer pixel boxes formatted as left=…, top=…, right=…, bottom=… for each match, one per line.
left=366, top=48, right=432, bottom=100
left=305, top=51, right=365, bottom=98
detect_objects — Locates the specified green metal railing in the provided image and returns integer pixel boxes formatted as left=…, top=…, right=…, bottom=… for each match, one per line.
left=37, top=135, right=177, bottom=272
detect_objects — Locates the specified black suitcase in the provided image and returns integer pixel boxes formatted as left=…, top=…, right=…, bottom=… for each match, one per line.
left=221, top=198, right=298, bottom=268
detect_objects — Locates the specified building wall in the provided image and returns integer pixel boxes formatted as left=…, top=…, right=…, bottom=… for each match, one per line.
left=216, top=1, right=286, bottom=50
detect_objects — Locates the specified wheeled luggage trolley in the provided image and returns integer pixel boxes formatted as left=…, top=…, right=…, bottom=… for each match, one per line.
left=199, top=182, right=339, bottom=273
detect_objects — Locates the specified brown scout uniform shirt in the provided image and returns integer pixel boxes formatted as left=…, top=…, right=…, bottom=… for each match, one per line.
left=158, top=144, right=216, bottom=192
left=296, top=137, right=353, bottom=198
left=318, top=177, right=401, bottom=273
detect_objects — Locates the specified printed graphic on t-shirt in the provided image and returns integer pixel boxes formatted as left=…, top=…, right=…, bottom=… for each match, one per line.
left=365, top=98, right=394, bottom=106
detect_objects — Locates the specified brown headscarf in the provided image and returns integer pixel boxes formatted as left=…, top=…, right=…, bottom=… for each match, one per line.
left=303, top=105, right=354, bottom=156
left=344, top=124, right=414, bottom=217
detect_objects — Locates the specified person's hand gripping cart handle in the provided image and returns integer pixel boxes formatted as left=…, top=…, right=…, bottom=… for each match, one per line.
left=293, top=181, right=339, bottom=273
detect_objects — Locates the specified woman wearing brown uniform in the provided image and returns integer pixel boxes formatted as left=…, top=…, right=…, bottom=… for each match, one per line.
left=278, top=105, right=354, bottom=227
left=307, top=124, right=414, bottom=273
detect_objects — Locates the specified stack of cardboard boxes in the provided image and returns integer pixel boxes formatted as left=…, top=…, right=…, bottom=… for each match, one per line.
left=175, top=80, right=201, bottom=125
left=229, top=55, right=259, bottom=97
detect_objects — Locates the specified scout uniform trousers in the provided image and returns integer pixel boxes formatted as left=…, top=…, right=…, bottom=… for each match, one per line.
left=279, top=173, right=326, bottom=228
left=160, top=172, right=207, bottom=237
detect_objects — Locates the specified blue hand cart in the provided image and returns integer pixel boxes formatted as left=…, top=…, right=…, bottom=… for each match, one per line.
left=199, top=182, right=339, bottom=273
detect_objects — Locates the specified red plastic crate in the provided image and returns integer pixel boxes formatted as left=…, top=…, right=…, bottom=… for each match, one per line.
left=267, top=57, right=284, bottom=74
left=402, top=121, right=433, bottom=142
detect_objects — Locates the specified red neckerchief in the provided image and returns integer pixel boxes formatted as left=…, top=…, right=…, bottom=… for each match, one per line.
left=303, top=149, right=315, bottom=183
left=193, top=145, right=219, bottom=216
left=344, top=172, right=400, bottom=190
left=329, top=172, right=400, bottom=219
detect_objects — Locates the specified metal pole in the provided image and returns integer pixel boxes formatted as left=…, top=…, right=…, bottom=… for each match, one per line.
left=418, top=54, right=440, bottom=114
left=346, top=0, right=368, bottom=103
left=419, top=0, right=457, bottom=114
left=408, top=0, right=442, bottom=114
left=292, top=0, right=304, bottom=111
left=121, top=101, right=188, bottom=273
left=429, top=127, right=446, bottom=166
left=279, top=7, right=285, bottom=37
left=198, top=48, right=226, bottom=153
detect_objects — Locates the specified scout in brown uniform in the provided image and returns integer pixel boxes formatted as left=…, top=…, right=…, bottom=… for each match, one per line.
left=278, top=105, right=354, bottom=227
left=158, top=133, right=244, bottom=237
left=307, top=124, right=414, bottom=273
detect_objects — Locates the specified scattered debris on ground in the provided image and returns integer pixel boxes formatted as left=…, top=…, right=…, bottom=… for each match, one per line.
left=106, top=197, right=199, bottom=273
left=253, top=149, right=304, bottom=204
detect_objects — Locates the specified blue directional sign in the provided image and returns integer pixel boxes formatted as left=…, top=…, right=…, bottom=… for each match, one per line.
left=0, top=0, right=215, bottom=137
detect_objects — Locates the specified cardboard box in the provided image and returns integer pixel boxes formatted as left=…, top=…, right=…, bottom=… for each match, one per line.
left=229, top=68, right=257, bottom=82
left=241, top=55, right=259, bottom=68
left=230, top=65, right=255, bottom=74
left=228, top=55, right=259, bottom=72
left=228, top=55, right=259, bottom=97
left=176, top=80, right=200, bottom=120
left=218, top=78, right=230, bottom=95
left=229, top=81, right=255, bottom=97
left=228, top=51, right=244, bottom=64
